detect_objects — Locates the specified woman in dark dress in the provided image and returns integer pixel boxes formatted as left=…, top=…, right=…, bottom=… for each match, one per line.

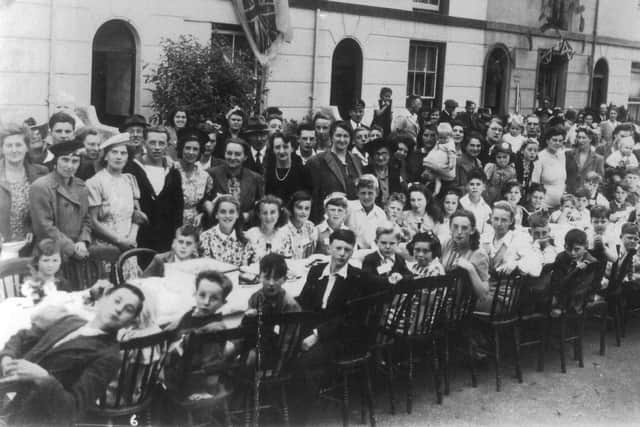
left=264, top=132, right=311, bottom=204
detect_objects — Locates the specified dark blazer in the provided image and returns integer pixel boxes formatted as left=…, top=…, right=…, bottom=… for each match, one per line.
left=362, top=252, right=411, bottom=278
left=363, top=163, right=405, bottom=206
left=75, top=156, right=99, bottom=181
left=124, top=159, right=184, bottom=253
left=208, top=164, right=265, bottom=216
left=296, top=263, right=382, bottom=341
left=0, top=315, right=120, bottom=425
left=0, top=161, right=48, bottom=240
left=306, top=151, right=363, bottom=222
left=244, top=148, right=266, bottom=176
left=565, top=149, right=605, bottom=194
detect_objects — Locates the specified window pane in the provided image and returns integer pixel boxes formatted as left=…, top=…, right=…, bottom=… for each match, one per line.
left=416, top=46, right=427, bottom=71
left=408, top=45, right=416, bottom=70
left=425, top=74, right=436, bottom=98
left=414, top=72, right=426, bottom=96
left=407, top=73, right=414, bottom=96
left=426, top=47, right=438, bottom=72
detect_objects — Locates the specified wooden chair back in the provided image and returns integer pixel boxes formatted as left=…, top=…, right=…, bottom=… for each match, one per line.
left=488, top=273, right=523, bottom=322
left=0, top=257, right=31, bottom=300
left=116, top=248, right=157, bottom=284
left=443, top=268, right=476, bottom=325
left=92, top=330, right=173, bottom=417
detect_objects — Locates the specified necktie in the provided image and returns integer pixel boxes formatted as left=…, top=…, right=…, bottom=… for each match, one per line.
left=255, top=152, right=262, bottom=168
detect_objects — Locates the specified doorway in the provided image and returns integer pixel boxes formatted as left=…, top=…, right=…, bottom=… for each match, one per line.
left=536, top=52, right=568, bottom=108
left=91, top=20, right=137, bottom=127
left=330, top=38, right=363, bottom=120
left=482, top=45, right=511, bottom=116
left=590, top=58, right=609, bottom=111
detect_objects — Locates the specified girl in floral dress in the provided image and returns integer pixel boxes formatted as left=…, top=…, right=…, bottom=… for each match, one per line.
left=176, top=130, right=214, bottom=229
left=285, top=191, right=318, bottom=259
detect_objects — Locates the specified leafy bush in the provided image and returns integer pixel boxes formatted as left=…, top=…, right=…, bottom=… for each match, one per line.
left=145, top=35, right=256, bottom=123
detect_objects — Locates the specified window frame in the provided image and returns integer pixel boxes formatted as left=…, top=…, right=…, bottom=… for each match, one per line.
left=406, top=40, right=446, bottom=111
left=413, top=0, right=440, bottom=12
left=412, top=0, right=449, bottom=14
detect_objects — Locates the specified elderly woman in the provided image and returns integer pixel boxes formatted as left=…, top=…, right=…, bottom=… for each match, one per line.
left=0, top=123, right=48, bottom=243
left=199, top=195, right=255, bottom=266
left=86, top=133, right=146, bottom=253
left=175, top=129, right=215, bottom=228
left=531, top=127, right=567, bottom=208
left=565, top=126, right=604, bottom=194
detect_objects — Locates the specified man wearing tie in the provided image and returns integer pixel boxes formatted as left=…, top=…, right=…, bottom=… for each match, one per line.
left=296, top=229, right=397, bottom=365
left=242, top=116, right=269, bottom=175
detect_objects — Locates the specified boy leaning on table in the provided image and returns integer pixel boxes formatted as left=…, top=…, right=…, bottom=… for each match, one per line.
left=142, top=225, right=199, bottom=278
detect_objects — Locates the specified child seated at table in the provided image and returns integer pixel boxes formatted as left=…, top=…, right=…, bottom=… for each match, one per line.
left=572, top=188, right=593, bottom=228
left=550, top=229, right=601, bottom=314
left=550, top=194, right=584, bottom=228
left=584, top=171, right=610, bottom=210
left=165, top=270, right=235, bottom=397
left=615, top=223, right=640, bottom=302
left=142, top=225, right=199, bottom=277
left=246, top=253, right=301, bottom=318
left=315, top=192, right=350, bottom=255
left=362, top=224, right=411, bottom=278
left=610, top=183, right=632, bottom=223
left=587, top=206, right=618, bottom=263
left=20, top=238, right=70, bottom=302
left=523, top=183, right=549, bottom=217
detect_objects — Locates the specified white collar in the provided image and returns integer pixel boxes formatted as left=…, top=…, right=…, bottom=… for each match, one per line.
left=319, top=262, right=349, bottom=280
left=251, top=146, right=267, bottom=157
left=317, top=220, right=347, bottom=233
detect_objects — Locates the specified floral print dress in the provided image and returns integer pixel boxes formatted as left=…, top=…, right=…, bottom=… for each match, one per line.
left=177, top=163, right=214, bottom=228
left=7, top=177, right=30, bottom=241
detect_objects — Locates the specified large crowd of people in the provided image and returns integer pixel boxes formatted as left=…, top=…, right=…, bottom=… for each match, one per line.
left=2, top=90, right=640, bottom=424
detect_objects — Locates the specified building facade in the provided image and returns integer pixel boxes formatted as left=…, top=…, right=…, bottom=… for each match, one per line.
left=2, top=0, right=640, bottom=125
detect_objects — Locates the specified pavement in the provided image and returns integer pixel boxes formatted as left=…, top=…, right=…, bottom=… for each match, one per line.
left=305, top=322, right=640, bottom=427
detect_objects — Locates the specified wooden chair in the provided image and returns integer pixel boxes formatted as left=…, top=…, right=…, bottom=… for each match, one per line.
left=472, top=273, right=524, bottom=392
left=167, top=326, right=251, bottom=427
left=241, top=311, right=323, bottom=427
left=0, top=257, right=31, bottom=301
left=87, top=330, right=173, bottom=425
left=441, top=268, right=477, bottom=395
left=318, top=291, right=389, bottom=427
left=60, top=245, right=120, bottom=291
left=116, top=248, right=157, bottom=284
left=376, top=275, right=451, bottom=414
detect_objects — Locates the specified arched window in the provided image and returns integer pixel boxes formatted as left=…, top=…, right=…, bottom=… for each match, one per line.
left=91, top=20, right=137, bottom=127
left=330, top=38, right=363, bottom=120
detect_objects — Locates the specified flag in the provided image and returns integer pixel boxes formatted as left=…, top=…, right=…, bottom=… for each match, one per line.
left=231, top=0, right=293, bottom=66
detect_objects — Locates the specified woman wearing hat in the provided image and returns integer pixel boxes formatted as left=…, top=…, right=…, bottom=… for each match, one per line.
left=175, top=128, right=214, bottom=228
left=86, top=133, right=146, bottom=254
left=363, top=137, right=404, bottom=206
left=214, top=106, right=246, bottom=159
left=0, top=123, right=48, bottom=244
left=30, top=138, right=92, bottom=290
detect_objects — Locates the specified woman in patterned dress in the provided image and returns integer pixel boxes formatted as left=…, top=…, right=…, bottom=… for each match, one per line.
left=176, top=130, right=214, bottom=229
left=0, top=123, right=48, bottom=244
left=199, top=195, right=255, bottom=266
left=285, top=191, right=318, bottom=259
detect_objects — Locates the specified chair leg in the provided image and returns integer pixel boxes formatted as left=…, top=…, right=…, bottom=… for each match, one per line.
left=468, top=335, right=477, bottom=388
left=407, top=342, right=413, bottom=414
left=494, top=327, right=502, bottom=392
left=443, top=333, right=450, bottom=396
left=431, top=338, right=443, bottom=404
left=280, top=383, right=290, bottom=427
left=513, top=325, right=523, bottom=383
left=342, top=371, right=349, bottom=427
left=244, top=388, right=252, bottom=427
left=537, top=319, right=547, bottom=372
left=364, top=362, right=376, bottom=427
left=559, top=317, right=567, bottom=374
left=599, top=305, right=607, bottom=356
left=614, top=302, right=622, bottom=346
left=360, top=369, right=366, bottom=425
left=223, top=396, right=233, bottom=427
left=385, top=348, right=396, bottom=415
left=578, top=314, right=585, bottom=368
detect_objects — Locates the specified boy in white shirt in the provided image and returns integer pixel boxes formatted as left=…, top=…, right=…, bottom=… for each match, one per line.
left=459, top=169, right=492, bottom=235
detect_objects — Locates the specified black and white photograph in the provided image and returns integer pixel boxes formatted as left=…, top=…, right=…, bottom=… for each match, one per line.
left=1, top=0, right=640, bottom=425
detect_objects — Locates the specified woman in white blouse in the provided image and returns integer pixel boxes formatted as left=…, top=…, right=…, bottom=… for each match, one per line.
left=531, top=127, right=567, bottom=209
left=245, top=195, right=293, bottom=261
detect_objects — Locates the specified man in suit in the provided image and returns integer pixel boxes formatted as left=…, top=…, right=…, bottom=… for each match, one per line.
left=438, top=99, right=459, bottom=124
left=242, top=116, right=269, bottom=175
left=0, top=284, right=145, bottom=425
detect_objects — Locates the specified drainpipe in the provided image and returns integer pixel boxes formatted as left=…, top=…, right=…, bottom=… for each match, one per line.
left=47, top=0, right=55, bottom=116
left=310, top=5, right=320, bottom=111
left=587, top=0, right=600, bottom=107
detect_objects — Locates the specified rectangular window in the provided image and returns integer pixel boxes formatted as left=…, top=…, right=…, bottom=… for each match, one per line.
left=211, top=23, right=253, bottom=64
left=413, top=0, right=440, bottom=11
left=628, top=62, right=640, bottom=122
left=407, top=41, right=445, bottom=110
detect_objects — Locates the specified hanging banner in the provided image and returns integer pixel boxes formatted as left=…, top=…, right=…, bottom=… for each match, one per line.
left=231, top=0, right=293, bottom=66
